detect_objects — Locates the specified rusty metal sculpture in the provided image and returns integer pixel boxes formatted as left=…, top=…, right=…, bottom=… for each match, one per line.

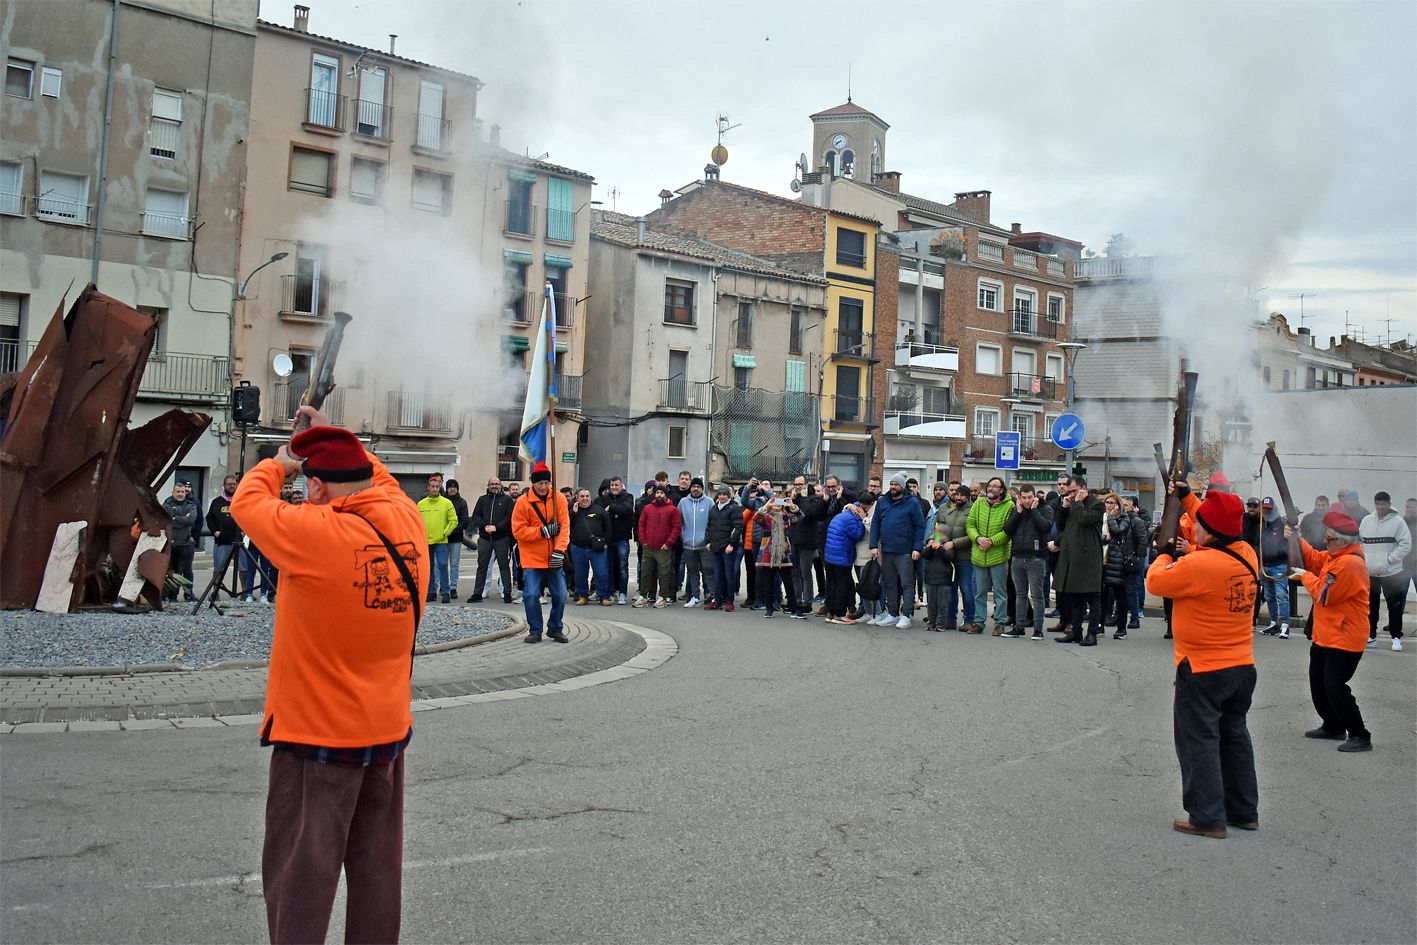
left=0, top=286, right=211, bottom=611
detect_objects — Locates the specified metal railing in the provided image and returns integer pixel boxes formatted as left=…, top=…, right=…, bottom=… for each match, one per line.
left=135, top=352, right=229, bottom=401
left=353, top=99, right=392, bottom=139
left=149, top=117, right=180, bottom=158
left=836, top=247, right=866, bottom=267
left=305, top=88, right=346, bottom=130
left=967, top=434, right=995, bottom=460
left=546, top=207, right=575, bottom=242
left=415, top=113, right=450, bottom=151
left=0, top=190, right=25, bottom=216
left=1008, top=308, right=1058, bottom=339
left=0, top=339, right=36, bottom=374
left=978, top=243, right=1004, bottom=263
left=387, top=391, right=453, bottom=432
left=505, top=200, right=536, bottom=236
left=505, top=289, right=534, bottom=325
left=884, top=409, right=966, bottom=436
left=36, top=195, right=89, bottom=224
left=658, top=378, right=709, bottom=411
left=1012, top=248, right=1039, bottom=271
left=272, top=380, right=345, bottom=424
left=828, top=393, right=873, bottom=423
left=554, top=373, right=582, bottom=410
left=1008, top=372, right=1058, bottom=400
left=832, top=328, right=875, bottom=359
left=279, top=273, right=341, bottom=318
left=141, top=211, right=189, bottom=239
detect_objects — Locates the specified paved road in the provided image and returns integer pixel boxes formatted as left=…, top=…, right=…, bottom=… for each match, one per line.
left=2, top=601, right=1413, bottom=944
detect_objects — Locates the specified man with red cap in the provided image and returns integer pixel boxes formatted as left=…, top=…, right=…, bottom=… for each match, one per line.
left=1159, top=470, right=1233, bottom=640
left=1288, top=509, right=1373, bottom=752
left=510, top=461, right=571, bottom=642
left=231, top=406, right=427, bottom=944
left=1147, top=488, right=1260, bottom=839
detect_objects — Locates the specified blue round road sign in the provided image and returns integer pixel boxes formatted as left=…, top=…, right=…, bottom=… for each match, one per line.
left=1051, top=413, right=1085, bottom=450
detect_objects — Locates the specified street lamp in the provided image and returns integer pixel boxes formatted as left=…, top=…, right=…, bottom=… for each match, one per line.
left=237, top=251, right=289, bottom=300
left=1056, top=341, right=1087, bottom=477
left=227, top=252, right=291, bottom=470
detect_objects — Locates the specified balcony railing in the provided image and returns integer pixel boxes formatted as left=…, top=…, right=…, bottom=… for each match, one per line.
left=279, top=273, right=342, bottom=319
left=883, top=410, right=966, bottom=439
left=967, top=434, right=995, bottom=461
left=415, top=113, right=450, bottom=152
left=0, top=190, right=25, bottom=216
left=387, top=391, right=453, bottom=433
left=831, top=329, right=876, bottom=361
left=353, top=99, right=392, bottom=140
left=148, top=117, right=180, bottom=158
left=1008, top=372, right=1058, bottom=400
left=1008, top=308, right=1058, bottom=339
left=658, top=378, right=709, bottom=411
left=305, top=88, right=346, bottom=131
left=1047, top=257, right=1066, bottom=277
left=272, top=380, right=345, bottom=425
left=1075, top=256, right=1154, bottom=280
left=978, top=242, right=1004, bottom=263
left=0, top=339, right=37, bottom=374
left=136, top=352, right=229, bottom=402
left=554, top=373, right=582, bottom=410
left=505, top=289, right=534, bottom=325
left=1012, top=248, right=1039, bottom=271
left=895, top=341, right=959, bottom=372
left=141, top=211, right=190, bottom=239
left=505, top=200, right=537, bottom=236
left=546, top=207, right=575, bottom=242
left=36, top=195, right=89, bottom=225
left=828, top=393, right=874, bottom=424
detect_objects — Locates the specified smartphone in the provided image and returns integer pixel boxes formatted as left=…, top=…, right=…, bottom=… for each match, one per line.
left=774, top=498, right=787, bottom=507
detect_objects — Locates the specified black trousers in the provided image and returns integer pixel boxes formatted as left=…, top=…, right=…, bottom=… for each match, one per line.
left=1061, top=590, right=1102, bottom=633
left=1368, top=573, right=1408, bottom=639
left=1308, top=643, right=1368, bottom=738
left=825, top=563, right=855, bottom=618
left=758, top=566, right=799, bottom=613
left=474, top=537, right=512, bottom=599
left=1173, top=660, right=1259, bottom=829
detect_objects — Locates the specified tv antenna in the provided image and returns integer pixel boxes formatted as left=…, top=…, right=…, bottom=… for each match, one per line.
left=790, top=152, right=809, bottom=193
left=607, top=186, right=620, bottom=211
left=710, top=114, right=740, bottom=167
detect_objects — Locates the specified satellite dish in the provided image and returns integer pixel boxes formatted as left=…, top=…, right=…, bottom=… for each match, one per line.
left=272, top=353, right=294, bottom=378
left=799, top=153, right=809, bottom=175
left=789, top=179, right=802, bottom=193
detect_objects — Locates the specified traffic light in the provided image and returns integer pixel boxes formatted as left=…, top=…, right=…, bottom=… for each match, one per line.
left=231, top=382, right=261, bottom=425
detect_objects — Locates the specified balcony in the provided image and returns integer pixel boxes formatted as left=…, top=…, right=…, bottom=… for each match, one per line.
left=1008, top=372, right=1057, bottom=401
left=895, top=340, right=959, bottom=373
left=148, top=117, right=180, bottom=158
left=545, top=207, right=575, bottom=243
left=353, top=99, right=392, bottom=140
left=504, top=200, right=537, bottom=236
left=272, top=380, right=346, bottom=425
left=386, top=391, right=453, bottom=434
left=966, top=434, right=995, bottom=461
left=1047, top=257, right=1066, bottom=277
left=978, top=242, right=1004, bottom=263
left=135, top=352, right=229, bottom=403
left=1075, top=256, right=1154, bottom=280
left=505, top=289, right=535, bottom=326
left=0, top=190, right=25, bottom=216
left=658, top=378, right=709, bottom=412
left=35, top=195, right=90, bottom=225
left=1012, top=248, right=1039, bottom=271
left=414, top=113, right=450, bottom=152
left=0, top=339, right=37, bottom=374
left=554, top=373, right=582, bottom=411
left=883, top=410, right=966, bottom=439
left=827, top=393, right=875, bottom=427
left=830, top=329, right=877, bottom=362
left=1007, top=308, right=1058, bottom=340
left=141, top=210, right=190, bottom=240
left=279, top=273, right=343, bottom=320
left=304, top=88, right=346, bottom=132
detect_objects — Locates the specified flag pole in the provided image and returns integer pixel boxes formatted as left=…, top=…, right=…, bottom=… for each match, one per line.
left=546, top=282, right=557, bottom=495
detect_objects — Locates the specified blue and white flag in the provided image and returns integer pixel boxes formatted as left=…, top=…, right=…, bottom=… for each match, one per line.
left=518, top=283, right=559, bottom=464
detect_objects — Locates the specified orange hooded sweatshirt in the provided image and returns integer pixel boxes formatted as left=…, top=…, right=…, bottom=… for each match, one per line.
left=511, top=485, right=571, bottom=568
left=232, top=452, right=428, bottom=748
left=1299, top=539, right=1369, bottom=652
left=1146, top=539, right=1258, bottom=672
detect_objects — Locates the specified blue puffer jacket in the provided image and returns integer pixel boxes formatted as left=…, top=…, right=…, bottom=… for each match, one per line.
left=870, top=490, right=926, bottom=555
left=823, top=509, right=865, bottom=566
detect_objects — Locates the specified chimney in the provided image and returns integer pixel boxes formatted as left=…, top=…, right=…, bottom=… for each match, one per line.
left=489, top=123, right=501, bottom=149
left=293, top=4, right=309, bottom=32
left=636, top=217, right=647, bottom=244
left=1011, top=222, right=1022, bottom=234
left=388, top=34, right=397, bottom=54
left=875, top=170, right=902, bottom=194
left=952, top=190, right=992, bottom=224
left=1298, top=326, right=1313, bottom=346
left=704, top=164, right=720, bottom=181
left=658, top=189, right=674, bottom=206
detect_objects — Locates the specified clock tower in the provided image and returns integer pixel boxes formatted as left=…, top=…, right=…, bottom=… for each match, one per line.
left=809, top=100, right=889, bottom=181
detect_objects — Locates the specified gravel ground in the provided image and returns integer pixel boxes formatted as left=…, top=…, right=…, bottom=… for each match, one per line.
left=0, top=604, right=515, bottom=671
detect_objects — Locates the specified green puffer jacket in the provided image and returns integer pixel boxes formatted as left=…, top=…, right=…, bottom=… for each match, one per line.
left=967, top=495, right=1015, bottom=567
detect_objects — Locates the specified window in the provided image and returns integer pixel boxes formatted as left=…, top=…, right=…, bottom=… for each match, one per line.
left=289, top=147, right=333, bottom=196
left=1012, top=349, right=1037, bottom=381
left=546, top=177, right=573, bottom=242
left=837, top=297, right=864, bottom=353
left=506, top=175, right=534, bottom=234
left=977, top=279, right=1002, bottom=311
left=1282, top=369, right=1291, bottom=390
left=411, top=168, right=450, bottom=213
left=735, top=302, right=752, bottom=348
left=734, top=366, right=752, bottom=390
left=824, top=150, right=837, bottom=176
left=1045, top=352, right=1064, bottom=382
left=36, top=171, right=88, bottom=224
left=355, top=67, right=388, bottom=138
left=0, top=293, right=23, bottom=374
left=841, top=149, right=856, bottom=178
left=1262, top=365, right=1272, bottom=386
left=503, top=257, right=530, bottom=322
left=136, top=306, right=166, bottom=359
left=974, top=407, right=999, bottom=437
left=666, top=349, right=689, bottom=407
left=290, top=250, right=326, bottom=316
left=0, top=162, right=22, bottom=216
left=922, top=386, right=951, bottom=415
left=789, top=307, right=804, bottom=355
left=350, top=158, right=384, bottom=204
left=1010, top=412, right=1034, bottom=439
left=664, top=279, right=695, bottom=325
left=1046, top=294, right=1065, bottom=323
left=1043, top=412, right=1061, bottom=441
left=834, top=366, right=861, bottom=421
left=416, top=80, right=445, bottom=150
left=308, top=53, right=340, bottom=128
left=975, top=343, right=1002, bottom=375
left=1013, top=288, right=1036, bottom=315
left=150, top=89, right=182, bottom=158
left=668, top=425, right=686, bottom=460
left=837, top=227, right=866, bottom=267
left=141, top=188, right=188, bottom=238
left=5, top=59, right=33, bottom=99
left=40, top=67, right=61, bottom=98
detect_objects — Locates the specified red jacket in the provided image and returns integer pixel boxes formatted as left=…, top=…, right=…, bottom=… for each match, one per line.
left=637, top=498, right=682, bottom=550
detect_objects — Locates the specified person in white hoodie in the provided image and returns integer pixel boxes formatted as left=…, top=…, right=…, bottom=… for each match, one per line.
left=1359, top=491, right=1412, bottom=651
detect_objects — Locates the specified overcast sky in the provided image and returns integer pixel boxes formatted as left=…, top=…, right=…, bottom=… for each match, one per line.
left=286, top=0, right=1417, bottom=348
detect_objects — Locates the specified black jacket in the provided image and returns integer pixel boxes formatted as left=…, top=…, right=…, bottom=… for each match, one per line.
left=596, top=484, right=636, bottom=542
left=206, top=494, right=241, bottom=545
left=705, top=498, right=745, bottom=551
left=1004, top=501, right=1055, bottom=557
left=1258, top=510, right=1288, bottom=565
left=785, top=493, right=825, bottom=550
left=569, top=503, right=609, bottom=550
left=921, top=542, right=957, bottom=585
left=815, top=488, right=856, bottom=547
left=163, top=496, right=201, bottom=546
left=446, top=493, right=470, bottom=544
left=470, top=491, right=514, bottom=542
left=1104, top=512, right=1148, bottom=584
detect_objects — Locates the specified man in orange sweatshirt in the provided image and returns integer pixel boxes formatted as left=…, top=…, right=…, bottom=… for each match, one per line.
left=511, top=460, right=572, bottom=643
left=231, top=407, right=428, bottom=945
left=1147, top=489, right=1260, bottom=839
left=1289, top=510, right=1373, bottom=752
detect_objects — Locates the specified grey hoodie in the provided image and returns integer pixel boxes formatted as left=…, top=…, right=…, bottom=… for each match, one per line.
left=1359, top=509, right=1412, bottom=578
left=678, top=492, right=713, bottom=549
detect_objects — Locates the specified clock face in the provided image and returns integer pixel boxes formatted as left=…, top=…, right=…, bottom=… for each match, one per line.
left=832, top=133, right=847, bottom=150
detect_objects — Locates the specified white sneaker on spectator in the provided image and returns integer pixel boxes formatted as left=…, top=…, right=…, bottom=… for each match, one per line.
left=616, top=593, right=627, bottom=605
left=873, top=613, right=897, bottom=626
left=1366, top=637, right=1379, bottom=649
left=684, top=596, right=700, bottom=608
left=895, top=615, right=912, bottom=630
left=1278, top=625, right=1289, bottom=639
left=1393, top=639, right=1404, bottom=652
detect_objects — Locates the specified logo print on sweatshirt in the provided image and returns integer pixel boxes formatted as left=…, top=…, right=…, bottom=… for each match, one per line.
left=353, top=543, right=421, bottom=612
left=1225, top=573, right=1257, bottom=614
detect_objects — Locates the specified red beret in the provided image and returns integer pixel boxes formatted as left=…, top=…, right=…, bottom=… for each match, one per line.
left=530, top=461, right=552, bottom=484
left=1196, top=491, right=1244, bottom=540
left=1206, top=471, right=1232, bottom=491
left=290, top=426, right=372, bottom=482
left=1322, top=509, right=1359, bottom=536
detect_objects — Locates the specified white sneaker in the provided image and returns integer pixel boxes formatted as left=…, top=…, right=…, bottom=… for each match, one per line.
left=616, top=593, right=627, bottom=605
left=873, top=613, right=897, bottom=626
left=654, top=597, right=670, bottom=608
left=895, top=615, right=912, bottom=630
left=1278, top=625, right=1289, bottom=639
left=1366, top=637, right=1379, bottom=649
left=1393, top=639, right=1404, bottom=652
left=684, top=596, right=700, bottom=608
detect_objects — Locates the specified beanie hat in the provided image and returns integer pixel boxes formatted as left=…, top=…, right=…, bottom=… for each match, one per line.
left=290, top=426, right=371, bottom=482
left=445, top=478, right=460, bottom=490
left=715, top=483, right=731, bottom=495
left=530, top=461, right=552, bottom=484
left=890, top=471, right=909, bottom=490
left=1206, top=471, right=1232, bottom=491
left=644, top=479, right=656, bottom=490
left=691, top=476, right=704, bottom=489
left=1322, top=509, right=1360, bottom=536
left=1195, top=491, right=1243, bottom=541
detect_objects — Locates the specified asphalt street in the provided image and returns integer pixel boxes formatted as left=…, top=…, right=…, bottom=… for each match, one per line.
left=2, top=602, right=1414, bottom=944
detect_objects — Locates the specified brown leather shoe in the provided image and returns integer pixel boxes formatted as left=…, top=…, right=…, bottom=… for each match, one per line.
left=965, top=623, right=984, bottom=634
left=1173, top=819, right=1226, bottom=839
left=1228, top=820, right=1259, bottom=831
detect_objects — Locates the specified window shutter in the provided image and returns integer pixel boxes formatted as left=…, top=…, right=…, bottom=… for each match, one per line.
left=547, top=178, right=573, bottom=241
left=145, top=189, right=184, bottom=216
left=351, top=159, right=379, bottom=198
left=412, top=170, right=445, bottom=211
left=152, top=89, right=182, bottom=121
left=290, top=149, right=330, bottom=193
left=0, top=294, right=21, bottom=328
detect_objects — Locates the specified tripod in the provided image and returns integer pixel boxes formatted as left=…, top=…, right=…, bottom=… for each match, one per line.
left=192, top=543, right=251, bottom=615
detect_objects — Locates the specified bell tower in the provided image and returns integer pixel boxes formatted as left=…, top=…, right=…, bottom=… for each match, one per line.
left=809, top=100, right=889, bottom=181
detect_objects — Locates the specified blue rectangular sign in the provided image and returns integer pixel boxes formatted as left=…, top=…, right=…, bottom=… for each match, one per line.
left=995, top=431, right=1021, bottom=470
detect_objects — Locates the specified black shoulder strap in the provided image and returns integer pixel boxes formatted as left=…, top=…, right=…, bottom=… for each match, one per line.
left=1213, top=542, right=1260, bottom=585
left=339, top=509, right=421, bottom=665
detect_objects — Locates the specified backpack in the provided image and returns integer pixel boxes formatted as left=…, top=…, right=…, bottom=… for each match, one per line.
left=857, top=559, right=881, bottom=600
